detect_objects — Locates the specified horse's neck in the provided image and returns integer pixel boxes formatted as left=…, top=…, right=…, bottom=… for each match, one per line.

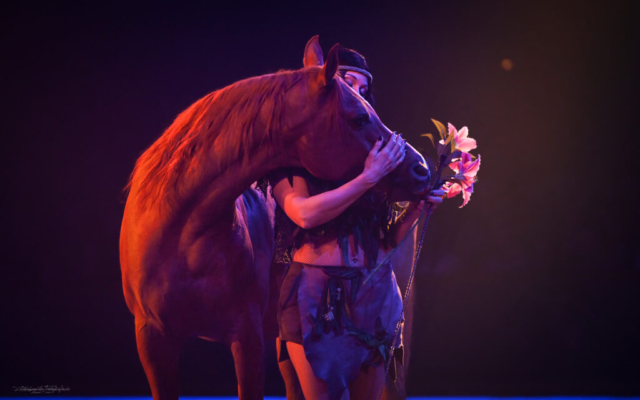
left=182, top=131, right=287, bottom=239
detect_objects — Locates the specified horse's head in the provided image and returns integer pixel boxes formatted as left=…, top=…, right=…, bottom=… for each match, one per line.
left=281, top=36, right=429, bottom=199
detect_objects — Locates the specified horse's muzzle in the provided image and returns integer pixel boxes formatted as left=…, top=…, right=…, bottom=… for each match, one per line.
left=399, top=142, right=431, bottom=195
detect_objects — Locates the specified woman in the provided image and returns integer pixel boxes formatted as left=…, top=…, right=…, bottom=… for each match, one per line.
left=260, top=46, right=444, bottom=399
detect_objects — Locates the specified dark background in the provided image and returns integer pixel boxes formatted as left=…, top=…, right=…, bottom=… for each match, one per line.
left=1, top=0, right=637, bottom=397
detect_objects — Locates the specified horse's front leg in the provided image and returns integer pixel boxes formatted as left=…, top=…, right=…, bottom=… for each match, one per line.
left=135, top=316, right=182, bottom=400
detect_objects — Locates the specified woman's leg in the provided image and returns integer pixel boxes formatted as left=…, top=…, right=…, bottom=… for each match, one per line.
left=285, top=341, right=349, bottom=400
left=348, top=363, right=386, bottom=399
left=277, top=338, right=304, bottom=400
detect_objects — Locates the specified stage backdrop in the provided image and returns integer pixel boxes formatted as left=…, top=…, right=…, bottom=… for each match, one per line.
left=1, top=0, right=637, bottom=397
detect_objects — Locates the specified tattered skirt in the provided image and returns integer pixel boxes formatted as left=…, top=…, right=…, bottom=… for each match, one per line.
left=277, top=260, right=404, bottom=399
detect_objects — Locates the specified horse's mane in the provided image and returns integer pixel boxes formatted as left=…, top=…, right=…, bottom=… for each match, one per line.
left=121, top=69, right=305, bottom=211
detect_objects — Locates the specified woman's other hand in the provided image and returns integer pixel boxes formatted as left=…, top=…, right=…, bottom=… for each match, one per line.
left=408, top=189, right=446, bottom=219
left=423, top=189, right=446, bottom=211
left=361, top=132, right=406, bottom=185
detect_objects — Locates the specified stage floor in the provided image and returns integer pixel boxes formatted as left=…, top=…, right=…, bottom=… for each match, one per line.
left=2, top=397, right=638, bottom=400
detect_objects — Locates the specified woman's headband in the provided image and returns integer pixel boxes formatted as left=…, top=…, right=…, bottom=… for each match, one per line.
left=337, top=66, right=373, bottom=84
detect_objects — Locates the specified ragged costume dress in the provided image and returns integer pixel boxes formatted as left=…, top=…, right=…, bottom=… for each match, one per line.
left=256, top=167, right=411, bottom=400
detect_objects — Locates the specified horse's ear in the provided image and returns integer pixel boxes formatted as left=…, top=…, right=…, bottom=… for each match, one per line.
left=303, top=35, right=323, bottom=67
left=319, top=43, right=340, bottom=87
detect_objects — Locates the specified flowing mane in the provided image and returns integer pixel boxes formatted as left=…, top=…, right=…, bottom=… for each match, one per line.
left=121, top=69, right=305, bottom=211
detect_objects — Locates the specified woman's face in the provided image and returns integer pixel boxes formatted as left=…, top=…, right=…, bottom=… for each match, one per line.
left=343, top=71, right=370, bottom=100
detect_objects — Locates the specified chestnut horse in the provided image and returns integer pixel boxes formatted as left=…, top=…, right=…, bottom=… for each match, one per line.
left=120, top=38, right=429, bottom=400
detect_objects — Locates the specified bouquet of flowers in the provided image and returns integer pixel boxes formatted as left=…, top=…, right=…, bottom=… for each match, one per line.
left=421, top=118, right=481, bottom=208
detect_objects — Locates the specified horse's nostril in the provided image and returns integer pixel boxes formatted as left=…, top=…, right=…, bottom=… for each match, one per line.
left=413, top=164, right=429, bottom=177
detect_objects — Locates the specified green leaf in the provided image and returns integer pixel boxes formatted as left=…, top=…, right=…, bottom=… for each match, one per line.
left=444, top=130, right=454, bottom=145
left=420, top=133, right=436, bottom=148
left=431, top=119, right=447, bottom=141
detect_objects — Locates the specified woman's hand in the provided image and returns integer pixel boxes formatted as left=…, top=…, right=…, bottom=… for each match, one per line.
left=361, top=132, right=406, bottom=185
left=409, top=189, right=447, bottom=216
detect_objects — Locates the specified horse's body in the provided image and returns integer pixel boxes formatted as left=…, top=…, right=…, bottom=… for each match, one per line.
left=121, top=182, right=274, bottom=398
left=120, top=38, right=429, bottom=400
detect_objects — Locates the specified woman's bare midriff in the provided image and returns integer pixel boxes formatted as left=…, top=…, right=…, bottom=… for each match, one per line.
left=292, top=233, right=391, bottom=267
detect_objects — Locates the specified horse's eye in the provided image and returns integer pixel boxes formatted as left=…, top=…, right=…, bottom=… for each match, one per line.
left=351, top=115, right=370, bottom=129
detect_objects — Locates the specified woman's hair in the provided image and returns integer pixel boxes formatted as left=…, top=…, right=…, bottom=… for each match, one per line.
left=337, top=46, right=374, bottom=106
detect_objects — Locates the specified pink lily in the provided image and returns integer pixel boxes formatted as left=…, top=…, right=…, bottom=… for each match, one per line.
left=443, top=181, right=475, bottom=208
left=439, top=123, right=477, bottom=153
left=449, top=152, right=480, bottom=183
left=443, top=152, right=481, bottom=208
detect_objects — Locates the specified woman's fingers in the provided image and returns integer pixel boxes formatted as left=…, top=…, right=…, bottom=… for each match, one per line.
left=397, top=151, right=406, bottom=165
left=384, top=133, right=405, bottom=164
left=382, top=133, right=399, bottom=153
left=427, top=195, right=443, bottom=205
left=429, top=189, right=446, bottom=198
left=370, top=136, right=384, bottom=155
left=395, top=141, right=406, bottom=166
left=379, top=133, right=396, bottom=161
left=389, top=133, right=403, bottom=157
left=370, top=133, right=408, bottom=176
left=398, top=135, right=407, bottom=157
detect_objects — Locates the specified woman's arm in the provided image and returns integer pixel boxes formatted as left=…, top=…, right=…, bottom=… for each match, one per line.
left=273, top=133, right=406, bottom=229
left=273, top=174, right=375, bottom=229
